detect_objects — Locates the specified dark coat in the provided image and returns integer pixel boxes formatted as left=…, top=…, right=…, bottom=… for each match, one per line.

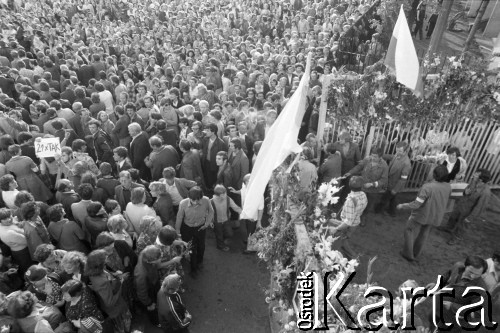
left=77, top=64, right=94, bottom=87
left=92, top=130, right=114, bottom=165
left=179, top=150, right=203, bottom=183
left=201, top=136, right=227, bottom=172
left=146, top=145, right=179, bottom=181
left=157, top=129, right=178, bottom=147
left=130, top=132, right=152, bottom=181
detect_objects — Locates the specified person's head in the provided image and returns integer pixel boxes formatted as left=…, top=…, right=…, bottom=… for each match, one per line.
left=213, top=184, right=227, bottom=199
left=158, top=225, right=178, bottom=246
left=161, top=273, right=182, bottom=294
left=149, top=181, right=167, bottom=198
left=61, top=251, right=87, bottom=275
left=47, top=204, right=65, bottom=222
left=179, top=139, right=192, bottom=153
left=128, top=122, right=142, bottom=137
left=0, top=174, right=17, bottom=191
left=305, top=133, right=317, bottom=146
left=265, top=110, right=277, bottom=125
left=131, top=187, right=146, bottom=205
left=301, top=147, right=314, bottom=161
left=86, top=202, right=105, bottom=218
left=188, top=186, right=203, bottom=204
left=125, top=102, right=136, bottom=117
left=113, top=146, right=128, bottom=162
left=433, top=164, right=449, bottom=182
left=0, top=208, right=13, bottom=226
left=14, top=192, right=34, bottom=207
left=338, top=131, right=352, bottom=144
left=162, top=167, right=176, bottom=185
left=216, top=151, right=228, bottom=167
left=72, top=139, right=87, bottom=153
left=77, top=183, right=94, bottom=200
left=119, top=171, right=133, bottom=188
left=20, top=201, right=40, bottom=221
left=24, top=265, right=49, bottom=290
left=84, top=249, right=107, bottom=276
left=61, top=279, right=84, bottom=303
left=149, top=136, right=163, bottom=151
left=107, top=214, right=127, bottom=234
left=349, top=176, right=364, bottom=192
left=472, top=168, right=492, bottom=184
left=7, top=290, right=37, bottom=319
left=95, top=231, right=116, bottom=253
left=229, top=138, right=242, bottom=153
left=140, top=215, right=162, bottom=235
left=446, top=146, right=461, bottom=163
left=463, top=256, right=487, bottom=280
left=204, top=123, right=218, bottom=138
left=8, top=144, right=21, bottom=157
left=104, top=199, right=121, bottom=216
left=369, top=146, right=383, bottom=160
left=395, top=141, right=408, bottom=157
left=142, top=245, right=163, bottom=264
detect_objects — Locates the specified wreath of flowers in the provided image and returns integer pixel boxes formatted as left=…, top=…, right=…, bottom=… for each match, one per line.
left=327, top=55, right=500, bottom=128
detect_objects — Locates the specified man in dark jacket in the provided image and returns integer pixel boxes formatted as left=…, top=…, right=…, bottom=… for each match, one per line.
left=114, top=170, right=152, bottom=211
left=135, top=245, right=162, bottom=326
left=128, top=122, right=152, bottom=181
left=201, top=123, right=227, bottom=190
left=145, top=136, right=179, bottom=181
left=88, top=118, right=114, bottom=166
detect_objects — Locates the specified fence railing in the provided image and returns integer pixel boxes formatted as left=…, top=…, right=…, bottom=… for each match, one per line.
left=323, top=118, right=500, bottom=189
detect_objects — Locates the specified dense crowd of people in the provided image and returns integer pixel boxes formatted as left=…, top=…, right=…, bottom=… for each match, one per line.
left=0, top=0, right=497, bottom=332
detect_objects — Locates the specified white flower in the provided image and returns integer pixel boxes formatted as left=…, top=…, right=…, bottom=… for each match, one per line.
left=314, top=207, right=322, bottom=218
left=287, top=308, right=294, bottom=316
left=448, top=56, right=456, bottom=63
left=494, top=92, right=500, bottom=104
left=330, top=196, right=339, bottom=204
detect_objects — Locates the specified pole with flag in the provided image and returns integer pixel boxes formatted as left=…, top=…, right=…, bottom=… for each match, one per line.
left=240, top=52, right=312, bottom=220
left=384, top=5, right=424, bottom=98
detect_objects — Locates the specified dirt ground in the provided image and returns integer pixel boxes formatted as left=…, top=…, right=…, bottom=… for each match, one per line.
left=349, top=192, right=500, bottom=292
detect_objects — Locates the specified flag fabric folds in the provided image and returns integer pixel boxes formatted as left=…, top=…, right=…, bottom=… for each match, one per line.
left=384, top=5, right=424, bottom=97
left=240, top=53, right=312, bottom=220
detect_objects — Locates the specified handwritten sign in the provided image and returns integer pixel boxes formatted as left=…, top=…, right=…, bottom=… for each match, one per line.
left=35, top=138, right=61, bottom=158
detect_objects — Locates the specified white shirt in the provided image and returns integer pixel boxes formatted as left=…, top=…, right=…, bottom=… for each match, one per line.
left=2, top=190, right=18, bottom=209
left=165, top=182, right=183, bottom=206
left=125, top=203, right=157, bottom=233
left=98, top=90, right=114, bottom=113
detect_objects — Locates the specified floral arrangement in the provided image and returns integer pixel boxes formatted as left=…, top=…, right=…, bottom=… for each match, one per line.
left=256, top=167, right=392, bottom=332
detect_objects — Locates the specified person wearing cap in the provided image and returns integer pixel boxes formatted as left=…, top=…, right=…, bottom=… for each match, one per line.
left=157, top=273, right=192, bottom=332
left=25, top=264, right=64, bottom=307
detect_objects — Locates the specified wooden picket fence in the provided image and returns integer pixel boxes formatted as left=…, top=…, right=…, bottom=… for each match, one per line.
left=323, top=118, right=500, bottom=190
